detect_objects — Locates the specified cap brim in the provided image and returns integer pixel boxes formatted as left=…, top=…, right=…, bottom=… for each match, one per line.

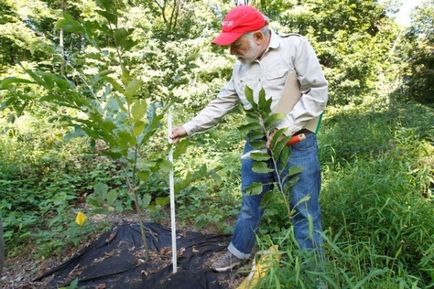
left=212, top=31, right=243, bottom=46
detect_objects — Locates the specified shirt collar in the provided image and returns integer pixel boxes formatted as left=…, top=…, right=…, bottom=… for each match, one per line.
left=268, top=29, right=280, bottom=50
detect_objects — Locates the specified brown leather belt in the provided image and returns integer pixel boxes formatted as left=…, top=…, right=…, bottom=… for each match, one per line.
left=293, top=128, right=312, bottom=136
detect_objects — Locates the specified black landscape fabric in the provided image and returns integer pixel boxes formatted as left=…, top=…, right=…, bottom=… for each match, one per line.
left=34, top=223, right=235, bottom=289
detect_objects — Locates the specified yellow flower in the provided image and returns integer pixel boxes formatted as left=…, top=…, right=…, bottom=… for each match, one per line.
left=75, top=211, right=87, bottom=226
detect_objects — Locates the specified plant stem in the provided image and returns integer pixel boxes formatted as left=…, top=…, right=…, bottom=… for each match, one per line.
left=261, top=116, right=292, bottom=218
left=129, top=145, right=149, bottom=259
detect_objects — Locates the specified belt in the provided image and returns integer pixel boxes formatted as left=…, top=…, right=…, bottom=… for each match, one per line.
left=293, top=128, right=312, bottom=136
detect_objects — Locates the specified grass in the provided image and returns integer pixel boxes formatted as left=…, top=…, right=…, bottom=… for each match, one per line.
left=252, top=97, right=433, bottom=288
left=0, top=95, right=432, bottom=288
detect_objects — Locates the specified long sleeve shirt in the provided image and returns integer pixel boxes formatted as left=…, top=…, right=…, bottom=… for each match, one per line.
left=183, top=29, right=328, bottom=136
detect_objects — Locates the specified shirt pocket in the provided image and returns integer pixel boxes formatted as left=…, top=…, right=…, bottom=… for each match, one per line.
left=264, top=68, right=288, bottom=92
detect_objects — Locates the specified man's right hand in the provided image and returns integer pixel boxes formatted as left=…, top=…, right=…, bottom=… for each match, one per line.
left=170, top=126, right=187, bottom=143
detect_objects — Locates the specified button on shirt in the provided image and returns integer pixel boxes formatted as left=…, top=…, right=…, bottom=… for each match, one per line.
left=183, top=29, right=328, bottom=136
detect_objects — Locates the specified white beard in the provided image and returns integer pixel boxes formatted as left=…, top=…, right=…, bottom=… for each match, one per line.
left=237, top=39, right=261, bottom=64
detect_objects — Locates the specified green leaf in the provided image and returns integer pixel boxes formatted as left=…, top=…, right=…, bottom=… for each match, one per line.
left=264, top=113, right=285, bottom=130
left=97, top=10, right=117, bottom=24
left=258, top=88, right=267, bottom=111
left=133, top=120, right=145, bottom=137
left=131, top=100, right=147, bottom=120
left=94, top=182, right=108, bottom=196
left=272, top=134, right=292, bottom=159
left=0, top=77, right=34, bottom=89
left=106, top=189, right=118, bottom=205
left=250, top=139, right=267, bottom=150
left=41, top=72, right=55, bottom=89
left=114, top=28, right=137, bottom=50
left=244, top=85, right=255, bottom=108
left=158, top=159, right=173, bottom=172
left=271, top=129, right=286, bottom=149
left=137, top=170, right=150, bottom=182
left=247, top=130, right=265, bottom=141
left=140, top=194, right=152, bottom=208
left=125, top=79, right=142, bottom=98
left=287, top=166, right=303, bottom=176
left=245, top=182, right=263, bottom=195
left=238, top=122, right=261, bottom=133
left=173, top=139, right=189, bottom=159
left=56, top=14, right=83, bottom=33
left=155, top=197, right=170, bottom=206
left=252, top=162, right=274, bottom=174
left=107, top=78, right=124, bottom=93
left=114, top=28, right=128, bottom=45
left=250, top=151, right=271, bottom=161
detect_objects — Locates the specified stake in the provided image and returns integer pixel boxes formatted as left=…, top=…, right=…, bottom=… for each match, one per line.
left=167, top=109, right=177, bottom=273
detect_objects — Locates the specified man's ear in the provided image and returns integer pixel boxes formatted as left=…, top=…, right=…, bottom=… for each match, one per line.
left=253, top=31, right=264, bottom=43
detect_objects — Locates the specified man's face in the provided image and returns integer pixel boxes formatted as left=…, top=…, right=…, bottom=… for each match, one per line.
left=230, top=33, right=261, bottom=64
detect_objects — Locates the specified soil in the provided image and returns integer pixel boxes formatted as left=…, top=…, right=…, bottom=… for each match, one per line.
left=0, top=211, right=246, bottom=289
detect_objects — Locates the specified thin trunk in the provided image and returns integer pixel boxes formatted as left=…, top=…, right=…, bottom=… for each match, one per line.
left=60, top=0, right=66, bottom=76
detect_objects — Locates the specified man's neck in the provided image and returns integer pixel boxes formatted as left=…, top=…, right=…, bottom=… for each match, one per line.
left=257, top=35, right=271, bottom=60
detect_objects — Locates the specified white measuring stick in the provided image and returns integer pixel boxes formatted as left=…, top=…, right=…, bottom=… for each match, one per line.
left=167, top=110, right=177, bottom=273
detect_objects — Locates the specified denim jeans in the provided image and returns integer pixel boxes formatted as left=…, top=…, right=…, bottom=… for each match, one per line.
left=228, top=133, right=323, bottom=259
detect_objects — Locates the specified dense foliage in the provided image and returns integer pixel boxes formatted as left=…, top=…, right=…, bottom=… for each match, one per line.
left=0, top=0, right=433, bottom=288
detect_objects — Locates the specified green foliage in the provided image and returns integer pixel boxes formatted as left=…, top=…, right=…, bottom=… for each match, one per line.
left=239, top=86, right=301, bottom=217
left=399, top=0, right=434, bottom=104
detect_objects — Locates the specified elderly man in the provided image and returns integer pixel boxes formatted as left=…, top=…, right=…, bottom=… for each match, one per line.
left=171, top=5, right=328, bottom=272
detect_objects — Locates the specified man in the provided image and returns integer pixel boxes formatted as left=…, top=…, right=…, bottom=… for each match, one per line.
left=171, top=5, right=328, bottom=272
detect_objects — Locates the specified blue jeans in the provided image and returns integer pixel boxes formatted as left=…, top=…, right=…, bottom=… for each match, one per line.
left=228, top=133, right=323, bottom=259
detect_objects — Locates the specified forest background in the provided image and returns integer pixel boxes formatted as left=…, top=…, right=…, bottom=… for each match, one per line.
left=0, top=0, right=433, bottom=288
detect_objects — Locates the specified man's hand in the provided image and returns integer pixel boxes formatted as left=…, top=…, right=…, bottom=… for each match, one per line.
left=170, top=126, right=187, bottom=143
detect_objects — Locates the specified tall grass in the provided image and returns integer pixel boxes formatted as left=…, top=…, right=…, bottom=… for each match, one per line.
left=253, top=98, right=433, bottom=288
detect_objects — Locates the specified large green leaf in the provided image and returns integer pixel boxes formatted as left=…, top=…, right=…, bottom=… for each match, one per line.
left=264, top=113, right=285, bottom=130
left=131, top=100, right=147, bottom=120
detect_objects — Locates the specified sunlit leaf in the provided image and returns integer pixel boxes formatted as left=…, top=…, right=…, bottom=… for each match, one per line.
left=155, top=197, right=170, bottom=206
left=133, top=120, right=145, bottom=136
left=131, top=100, right=147, bottom=120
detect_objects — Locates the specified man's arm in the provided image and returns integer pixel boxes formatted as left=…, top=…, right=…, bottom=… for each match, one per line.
left=277, top=37, right=328, bottom=135
left=171, top=75, right=239, bottom=142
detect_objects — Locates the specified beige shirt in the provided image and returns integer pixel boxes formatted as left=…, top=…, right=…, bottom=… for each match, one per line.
left=183, top=29, right=328, bottom=136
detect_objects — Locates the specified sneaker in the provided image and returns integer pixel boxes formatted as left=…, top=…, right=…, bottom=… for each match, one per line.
left=210, top=250, right=243, bottom=272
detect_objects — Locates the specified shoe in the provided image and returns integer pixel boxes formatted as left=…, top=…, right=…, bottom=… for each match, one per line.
left=210, top=250, right=243, bottom=272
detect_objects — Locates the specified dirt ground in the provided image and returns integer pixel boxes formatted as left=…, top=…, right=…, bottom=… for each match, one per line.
left=0, top=212, right=246, bottom=289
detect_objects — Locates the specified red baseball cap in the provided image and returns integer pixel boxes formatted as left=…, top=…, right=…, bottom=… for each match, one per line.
left=212, top=5, right=268, bottom=46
